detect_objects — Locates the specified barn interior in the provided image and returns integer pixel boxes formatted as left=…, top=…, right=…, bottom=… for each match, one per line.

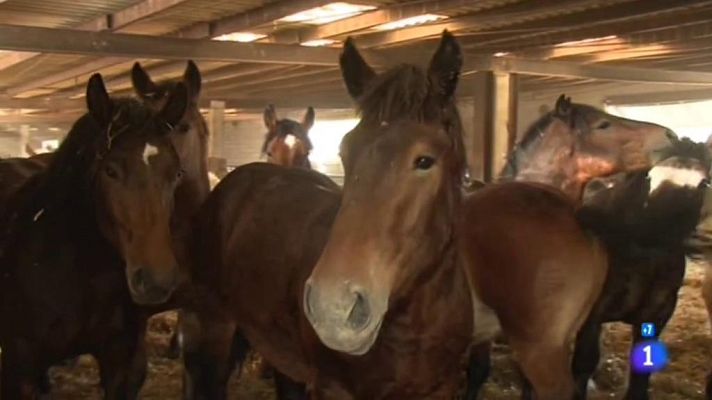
left=2, top=0, right=712, bottom=398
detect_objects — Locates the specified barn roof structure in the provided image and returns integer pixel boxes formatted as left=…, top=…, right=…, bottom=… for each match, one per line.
left=1, top=0, right=712, bottom=177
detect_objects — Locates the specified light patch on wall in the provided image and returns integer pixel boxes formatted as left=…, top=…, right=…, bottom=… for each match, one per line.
left=606, top=99, right=712, bottom=143
left=308, top=118, right=360, bottom=173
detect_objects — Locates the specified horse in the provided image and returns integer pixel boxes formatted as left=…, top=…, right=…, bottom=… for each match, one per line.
left=180, top=31, right=600, bottom=400
left=572, top=138, right=710, bottom=400
left=0, top=73, right=190, bottom=398
left=261, top=104, right=315, bottom=169
left=463, top=97, right=680, bottom=399
left=500, top=95, right=676, bottom=200
left=0, top=152, right=53, bottom=218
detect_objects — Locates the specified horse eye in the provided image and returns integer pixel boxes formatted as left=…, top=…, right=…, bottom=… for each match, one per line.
left=176, top=169, right=185, bottom=181
left=596, top=121, right=611, bottom=130
left=413, top=156, right=436, bottom=170
left=105, top=165, right=120, bottom=180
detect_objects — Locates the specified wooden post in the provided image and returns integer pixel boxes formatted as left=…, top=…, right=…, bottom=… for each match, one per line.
left=468, top=71, right=518, bottom=182
left=18, top=124, right=30, bottom=157
left=207, top=100, right=225, bottom=158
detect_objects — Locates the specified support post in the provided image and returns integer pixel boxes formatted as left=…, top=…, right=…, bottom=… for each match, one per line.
left=207, top=100, right=225, bottom=158
left=469, top=71, right=518, bottom=182
left=18, top=124, right=30, bottom=157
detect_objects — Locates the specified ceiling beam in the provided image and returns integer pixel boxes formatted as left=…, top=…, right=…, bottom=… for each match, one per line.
left=0, top=0, right=192, bottom=72
left=605, top=88, right=712, bottom=105
left=351, top=0, right=639, bottom=48
left=466, top=0, right=712, bottom=52
left=2, top=0, right=332, bottom=97
left=0, top=24, right=350, bottom=67
left=466, top=56, right=712, bottom=85
left=267, top=0, right=510, bottom=44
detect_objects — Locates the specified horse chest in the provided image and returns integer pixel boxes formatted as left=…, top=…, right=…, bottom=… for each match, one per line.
left=315, top=279, right=472, bottom=399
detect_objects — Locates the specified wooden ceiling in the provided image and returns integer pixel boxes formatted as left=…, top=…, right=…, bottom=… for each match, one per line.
left=1, top=0, right=712, bottom=123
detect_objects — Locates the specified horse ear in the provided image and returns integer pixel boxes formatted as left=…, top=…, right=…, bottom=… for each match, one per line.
left=131, top=62, right=158, bottom=100
left=302, top=107, right=315, bottom=131
left=183, top=60, right=202, bottom=102
left=340, top=37, right=376, bottom=99
left=86, top=73, right=113, bottom=126
left=159, top=82, right=188, bottom=128
left=264, top=104, right=277, bottom=130
left=428, top=30, right=462, bottom=101
left=555, top=94, right=572, bottom=117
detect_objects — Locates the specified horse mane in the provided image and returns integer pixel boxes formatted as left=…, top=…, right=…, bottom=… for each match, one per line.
left=501, top=102, right=606, bottom=179
left=657, top=137, right=711, bottom=171
left=353, top=63, right=467, bottom=178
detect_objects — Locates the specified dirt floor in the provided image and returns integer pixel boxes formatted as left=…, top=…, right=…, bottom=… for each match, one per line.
left=47, top=261, right=712, bottom=399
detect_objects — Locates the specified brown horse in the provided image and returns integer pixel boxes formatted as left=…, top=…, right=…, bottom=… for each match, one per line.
left=460, top=96, right=678, bottom=398
left=261, top=104, right=315, bottom=169
left=181, top=31, right=602, bottom=400
left=131, top=60, right=211, bottom=253
left=500, top=95, right=676, bottom=200
left=0, top=73, right=189, bottom=398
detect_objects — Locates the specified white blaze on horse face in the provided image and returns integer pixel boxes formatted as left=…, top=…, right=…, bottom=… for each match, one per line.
left=648, top=165, right=706, bottom=194
left=143, top=144, right=159, bottom=165
left=284, top=134, right=297, bottom=148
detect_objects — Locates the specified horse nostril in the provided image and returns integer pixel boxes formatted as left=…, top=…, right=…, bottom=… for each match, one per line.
left=131, top=268, right=148, bottom=292
left=347, top=290, right=371, bottom=331
left=303, top=280, right=315, bottom=318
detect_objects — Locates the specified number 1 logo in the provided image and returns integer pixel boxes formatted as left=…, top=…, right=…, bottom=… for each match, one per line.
left=631, top=341, right=668, bottom=374
left=643, top=345, right=653, bottom=367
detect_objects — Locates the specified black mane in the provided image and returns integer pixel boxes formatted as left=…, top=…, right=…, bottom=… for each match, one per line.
left=501, top=103, right=602, bottom=179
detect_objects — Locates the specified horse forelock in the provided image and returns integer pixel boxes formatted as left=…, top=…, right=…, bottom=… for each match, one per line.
left=351, top=63, right=466, bottom=179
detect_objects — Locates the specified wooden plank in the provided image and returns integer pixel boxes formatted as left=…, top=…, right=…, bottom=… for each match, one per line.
left=0, top=0, right=192, bottom=72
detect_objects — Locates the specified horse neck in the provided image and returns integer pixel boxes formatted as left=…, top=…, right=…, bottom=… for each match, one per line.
left=504, top=148, right=584, bottom=202
left=172, top=111, right=210, bottom=233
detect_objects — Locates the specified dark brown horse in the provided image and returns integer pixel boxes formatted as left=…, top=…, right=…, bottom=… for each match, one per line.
left=572, top=138, right=709, bottom=400
left=0, top=73, right=190, bottom=398
left=261, top=104, right=315, bottom=169
left=0, top=152, right=53, bottom=219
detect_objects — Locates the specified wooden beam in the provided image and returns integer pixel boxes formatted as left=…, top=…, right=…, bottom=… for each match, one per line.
left=54, top=63, right=289, bottom=98
left=267, top=0, right=508, bottom=44
left=0, top=0, right=192, bottom=72
left=466, top=56, right=712, bottom=85
left=352, top=0, right=638, bottom=48
left=606, top=88, right=712, bottom=105
left=0, top=25, right=346, bottom=66
left=467, top=0, right=712, bottom=52
left=0, top=94, right=354, bottom=112
left=2, top=0, right=332, bottom=96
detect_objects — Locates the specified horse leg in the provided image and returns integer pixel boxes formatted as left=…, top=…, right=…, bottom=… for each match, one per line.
left=511, top=339, right=575, bottom=400
left=274, top=370, right=307, bottom=400
left=464, top=342, right=491, bottom=400
left=181, top=309, right=236, bottom=400
left=95, top=317, right=148, bottom=400
left=571, top=320, right=602, bottom=400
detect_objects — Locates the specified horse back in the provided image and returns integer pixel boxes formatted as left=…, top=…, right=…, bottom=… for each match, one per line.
left=459, top=181, right=607, bottom=342
left=188, top=162, right=341, bottom=382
